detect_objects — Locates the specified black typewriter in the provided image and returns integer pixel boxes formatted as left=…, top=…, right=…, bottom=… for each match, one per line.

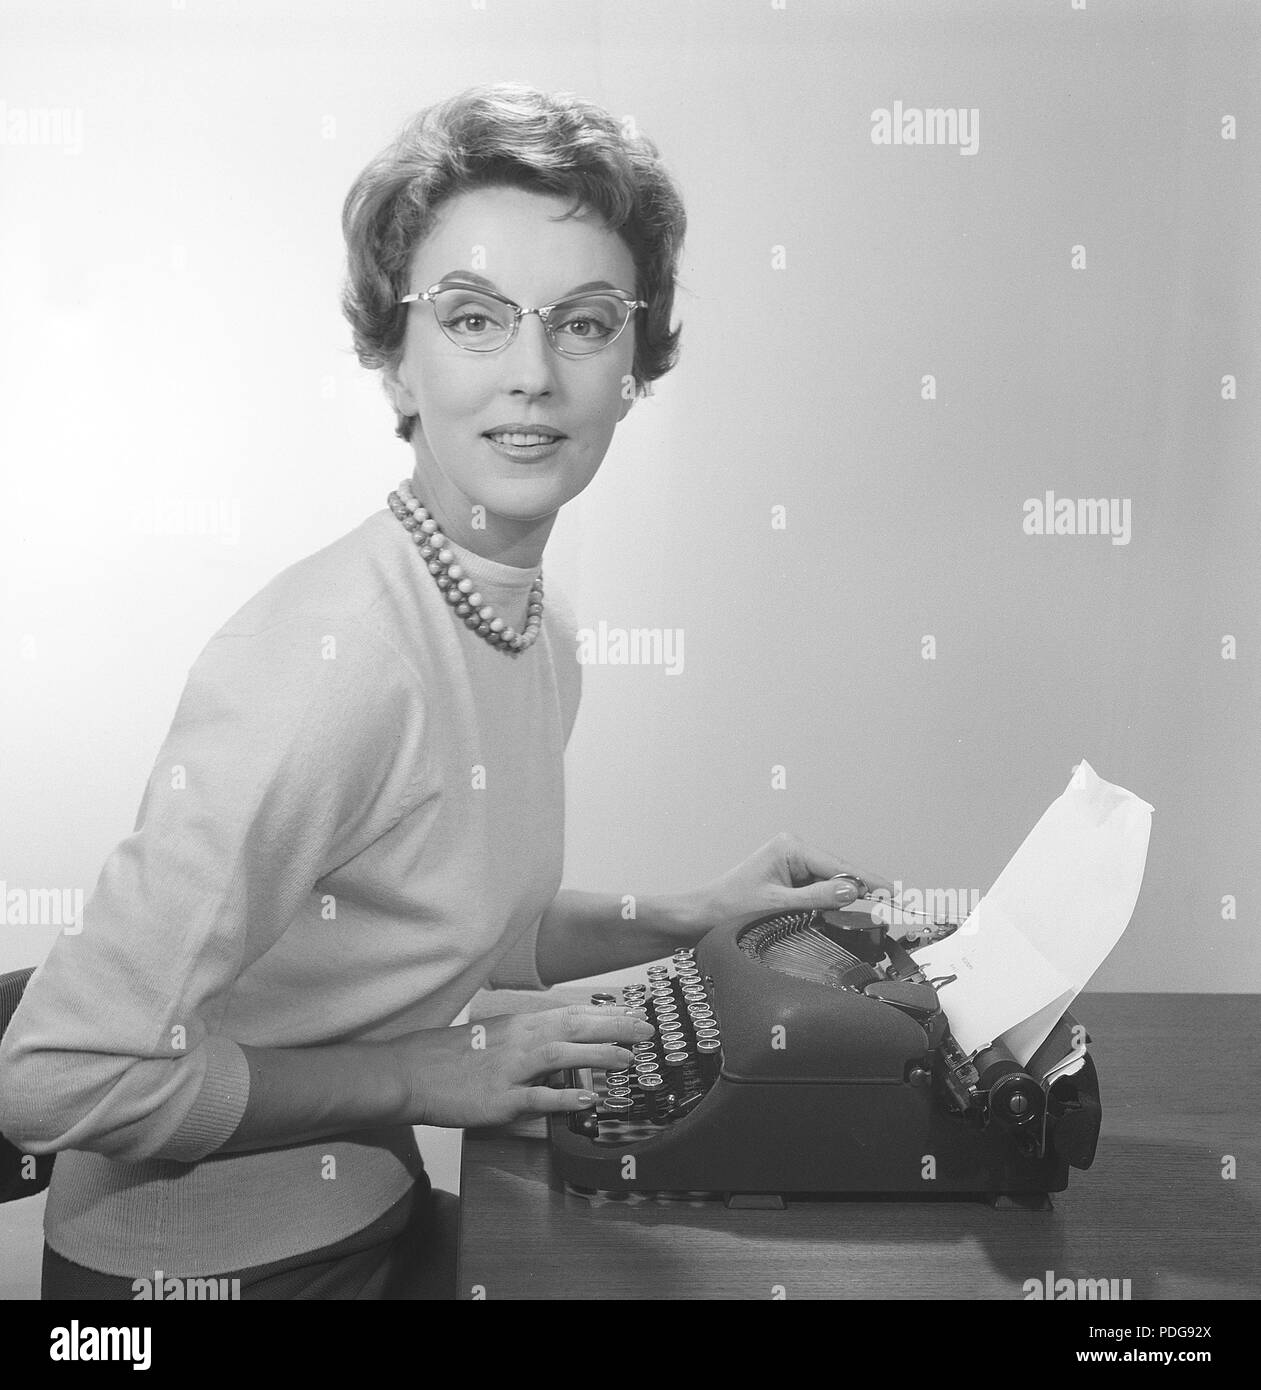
left=548, top=908, right=1102, bottom=1206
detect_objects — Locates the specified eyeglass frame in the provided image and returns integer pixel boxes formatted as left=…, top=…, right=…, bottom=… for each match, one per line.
left=397, top=280, right=648, bottom=357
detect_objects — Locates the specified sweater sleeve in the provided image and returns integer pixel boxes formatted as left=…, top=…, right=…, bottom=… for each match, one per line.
left=485, top=913, right=547, bottom=991
left=0, top=615, right=428, bottom=1164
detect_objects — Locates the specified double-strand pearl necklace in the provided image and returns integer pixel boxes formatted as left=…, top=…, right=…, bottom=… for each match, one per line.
left=387, top=479, right=545, bottom=654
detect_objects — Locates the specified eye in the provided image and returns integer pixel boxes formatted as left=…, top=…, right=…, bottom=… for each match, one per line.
left=434, top=289, right=512, bottom=339
left=552, top=296, right=621, bottom=341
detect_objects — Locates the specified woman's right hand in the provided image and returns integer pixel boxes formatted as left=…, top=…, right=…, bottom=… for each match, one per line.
left=395, top=1005, right=655, bottom=1129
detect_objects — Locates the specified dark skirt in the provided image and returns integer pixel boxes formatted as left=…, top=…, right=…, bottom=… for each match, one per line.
left=41, top=1174, right=458, bottom=1300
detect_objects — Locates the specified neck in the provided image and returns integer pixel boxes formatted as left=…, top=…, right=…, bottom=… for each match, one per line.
left=408, top=455, right=554, bottom=569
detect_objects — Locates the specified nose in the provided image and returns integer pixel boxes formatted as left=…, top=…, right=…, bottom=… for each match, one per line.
left=501, top=311, right=558, bottom=396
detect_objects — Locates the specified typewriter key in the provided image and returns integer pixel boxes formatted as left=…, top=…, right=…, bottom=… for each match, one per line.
left=695, top=1025, right=719, bottom=1038
left=638, top=1073, right=664, bottom=1088
left=697, top=1038, right=721, bottom=1052
left=604, top=1096, right=634, bottom=1111
left=664, top=1051, right=689, bottom=1065
left=590, top=992, right=618, bottom=1005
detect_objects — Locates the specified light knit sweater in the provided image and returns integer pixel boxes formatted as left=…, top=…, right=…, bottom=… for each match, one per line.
left=0, top=485, right=580, bottom=1275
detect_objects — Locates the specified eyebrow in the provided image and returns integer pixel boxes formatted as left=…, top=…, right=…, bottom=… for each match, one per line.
left=436, top=270, right=622, bottom=297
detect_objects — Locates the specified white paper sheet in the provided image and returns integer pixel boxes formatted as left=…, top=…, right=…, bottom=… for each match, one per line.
left=913, top=760, right=1153, bottom=1064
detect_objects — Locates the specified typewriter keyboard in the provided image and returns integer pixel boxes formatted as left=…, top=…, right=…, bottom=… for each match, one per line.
left=571, top=948, right=722, bottom=1144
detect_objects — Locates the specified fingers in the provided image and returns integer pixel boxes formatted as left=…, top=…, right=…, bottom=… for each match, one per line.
left=520, top=1084, right=599, bottom=1116
left=824, top=864, right=894, bottom=898
left=539, top=1004, right=657, bottom=1045
left=517, top=1005, right=654, bottom=1079
left=768, top=831, right=892, bottom=896
left=526, top=1040, right=637, bottom=1076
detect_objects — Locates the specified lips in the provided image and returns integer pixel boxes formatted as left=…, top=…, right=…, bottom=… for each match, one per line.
left=483, top=424, right=566, bottom=446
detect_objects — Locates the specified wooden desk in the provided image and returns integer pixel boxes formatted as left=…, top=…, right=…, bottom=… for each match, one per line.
left=459, top=992, right=1261, bottom=1300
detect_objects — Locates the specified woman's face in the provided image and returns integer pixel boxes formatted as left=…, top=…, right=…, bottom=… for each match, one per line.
left=387, top=184, right=640, bottom=560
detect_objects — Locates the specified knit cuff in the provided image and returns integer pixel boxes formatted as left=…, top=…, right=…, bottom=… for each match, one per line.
left=158, top=1036, right=252, bottom=1163
left=487, top=915, right=546, bottom=991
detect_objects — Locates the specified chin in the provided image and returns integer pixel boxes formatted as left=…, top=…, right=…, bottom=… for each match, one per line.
left=479, top=475, right=581, bottom=517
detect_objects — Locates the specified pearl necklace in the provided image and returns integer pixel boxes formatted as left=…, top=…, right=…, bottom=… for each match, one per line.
left=387, top=479, right=545, bottom=654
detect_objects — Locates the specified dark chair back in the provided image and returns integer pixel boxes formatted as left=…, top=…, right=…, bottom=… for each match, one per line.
left=0, top=967, right=55, bottom=1202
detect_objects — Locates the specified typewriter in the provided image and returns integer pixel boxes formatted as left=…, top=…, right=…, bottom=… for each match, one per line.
left=548, top=908, right=1102, bottom=1206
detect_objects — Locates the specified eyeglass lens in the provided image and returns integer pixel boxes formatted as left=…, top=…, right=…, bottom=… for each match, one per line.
left=430, top=287, right=631, bottom=354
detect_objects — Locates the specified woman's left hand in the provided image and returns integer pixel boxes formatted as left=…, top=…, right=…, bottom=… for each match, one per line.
left=679, top=831, right=894, bottom=940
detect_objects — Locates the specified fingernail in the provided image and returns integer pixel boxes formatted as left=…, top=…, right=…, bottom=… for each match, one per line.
left=835, top=884, right=859, bottom=905
left=577, top=1091, right=597, bottom=1107
left=634, top=1022, right=656, bottom=1038
left=613, top=1047, right=634, bottom=1064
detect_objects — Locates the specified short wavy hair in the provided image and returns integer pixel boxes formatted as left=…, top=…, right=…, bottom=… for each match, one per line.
left=341, top=83, right=688, bottom=442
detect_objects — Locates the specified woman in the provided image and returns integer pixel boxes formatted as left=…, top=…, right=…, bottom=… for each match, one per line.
left=0, top=84, right=888, bottom=1299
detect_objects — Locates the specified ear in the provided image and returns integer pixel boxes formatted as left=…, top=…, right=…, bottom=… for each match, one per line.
left=383, top=364, right=419, bottom=418
left=616, top=384, right=638, bottom=423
